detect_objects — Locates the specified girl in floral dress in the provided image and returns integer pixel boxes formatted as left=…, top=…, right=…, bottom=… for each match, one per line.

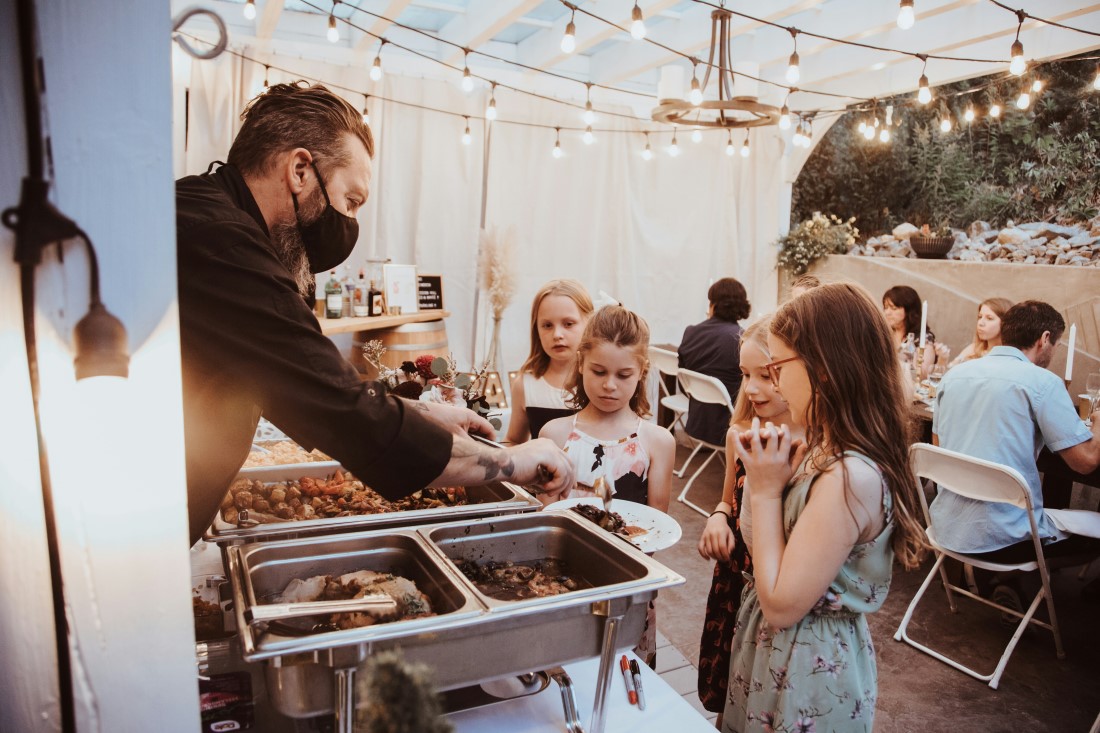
left=722, top=283, right=925, bottom=733
left=697, top=316, right=804, bottom=727
left=541, top=305, right=674, bottom=666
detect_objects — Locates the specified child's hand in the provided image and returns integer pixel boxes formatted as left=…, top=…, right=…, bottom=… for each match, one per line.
left=732, top=418, right=807, bottom=499
left=698, top=512, right=736, bottom=562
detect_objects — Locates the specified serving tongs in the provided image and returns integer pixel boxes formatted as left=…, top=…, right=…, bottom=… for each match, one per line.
left=244, top=594, right=397, bottom=624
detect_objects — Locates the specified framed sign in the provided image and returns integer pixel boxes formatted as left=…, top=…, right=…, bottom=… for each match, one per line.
left=417, top=274, right=444, bottom=311
left=382, top=264, right=419, bottom=314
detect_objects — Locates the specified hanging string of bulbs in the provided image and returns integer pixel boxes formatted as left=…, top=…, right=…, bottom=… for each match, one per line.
left=222, top=0, right=1100, bottom=158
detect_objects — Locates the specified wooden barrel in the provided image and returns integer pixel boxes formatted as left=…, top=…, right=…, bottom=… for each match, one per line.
left=354, top=319, right=449, bottom=372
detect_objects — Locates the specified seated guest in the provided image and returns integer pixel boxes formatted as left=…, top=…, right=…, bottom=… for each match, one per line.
left=789, top=273, right=821, bottom=299
left=678, top=278, right=751, bottom=447
left=931, top=300, right=1100, bottom=558
left=883, top=285, right=938, bottom=379
left=947, top=297, right=1013, bottom=368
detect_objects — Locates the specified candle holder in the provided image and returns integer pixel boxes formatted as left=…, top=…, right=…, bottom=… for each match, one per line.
left=914, top=346, right=925, bottom=387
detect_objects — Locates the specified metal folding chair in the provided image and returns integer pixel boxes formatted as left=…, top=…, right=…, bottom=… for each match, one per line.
left=647, top=346, right=697, bottom=477
left=893, top=443, right=1070, bottom=689
left=674, top=369, right=733, bottom=517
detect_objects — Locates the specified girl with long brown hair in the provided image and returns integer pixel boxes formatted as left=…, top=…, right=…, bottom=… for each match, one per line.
left=947, top=296, right=1014, bottom=367
left=721, top=282, right=925, bottom=733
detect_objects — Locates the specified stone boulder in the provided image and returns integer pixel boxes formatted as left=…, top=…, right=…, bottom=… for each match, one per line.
left=892, top=222, right=919, bottom=240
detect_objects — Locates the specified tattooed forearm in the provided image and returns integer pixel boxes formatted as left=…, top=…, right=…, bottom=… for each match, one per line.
left=476, top=452, right=516, bottom=481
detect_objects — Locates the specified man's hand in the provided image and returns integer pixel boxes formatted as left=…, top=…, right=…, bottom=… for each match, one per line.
left=508, top=438, right=576, bottom=505
left=406, top=398, right=495, bottom=438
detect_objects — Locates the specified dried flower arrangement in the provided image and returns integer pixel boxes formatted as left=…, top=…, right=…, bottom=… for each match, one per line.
left=362, top=340, right=502, bottom=429
left=775, top=212, right=859, bottom=275
left=478, top=225, right=516, bottom=371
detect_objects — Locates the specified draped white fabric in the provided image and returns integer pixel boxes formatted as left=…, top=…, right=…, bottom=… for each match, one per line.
left=176, top=53, right=796, bottom=377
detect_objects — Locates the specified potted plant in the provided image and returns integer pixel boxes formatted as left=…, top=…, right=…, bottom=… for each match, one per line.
left=910, top=223, right=955, bottom=259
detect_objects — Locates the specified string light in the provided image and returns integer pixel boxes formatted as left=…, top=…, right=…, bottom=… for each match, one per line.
left=583, top=84, right=597, bottom=125
left=630, top=2, right=646, bottom=41
left=1009, top=11, right=1027, bottom=76
left=863, top=120, right=875, bottom=140
left=858, top=120, right=866, bottom=134
left=939, top=109, right=952, bottom=133
left=1031, top=78, right=1043, bottom=93
left=897, top=0, right=915, bottom=30
left=886, top=104, right=894, bottom=126
left=642, top=132, right=653, bottom=161
left=462, top=116, right=471, bottom=145
left=486, top=84, right=497, bottom=121
left=362, top=97, right=370, bottom=125
left=964, top=105, right=975, bottom=122
left=726, top=131, right=735, bottom=157
left=262, top=64, right=270, bottom=91
left=462, top=51, right=474, bottom=92
left=668, top=133, right=680, bottom=157
left=785, top=29, right=800, bottom=85
left=243, top=0, right=256, bottom=20
left=561, top=8, right=576, bottom=54
left=583, top=125, right=595, bottom=144
left=1016, top=85, right=1031, bottom=110
left=369, top=41, right=382, bottom=81
left=552, top=127, right=563, bottom=158
left=691, top=128, right=702, bottom=144
left=689, top=62, right=703, bottom=106
left=1094, top=64, right=1100, bottom=90
left=989, top=101, right=1002, bottom=117
left=879, top=126, right=891, bottom=143
left=779, top=96, right=791, bottom=130
left=740, top=132, right=750, bottom=158
left=917, top=55, right=932, bottom=104
left=327, top=7, right=339, bottom=43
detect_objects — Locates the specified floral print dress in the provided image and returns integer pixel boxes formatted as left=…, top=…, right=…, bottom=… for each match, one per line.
left=722, top=451, right=895, bottom=733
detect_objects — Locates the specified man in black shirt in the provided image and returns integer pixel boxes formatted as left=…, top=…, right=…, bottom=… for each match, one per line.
left=177, top=83, right=573, bottom=542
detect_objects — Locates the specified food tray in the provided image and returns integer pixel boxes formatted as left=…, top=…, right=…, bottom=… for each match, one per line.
left=203, top=463, right=542, bottom=547
left=227, top=512, right=683, bottom=719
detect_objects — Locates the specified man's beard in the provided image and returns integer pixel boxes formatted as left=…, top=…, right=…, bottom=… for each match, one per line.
left=271, top=186, right=325, bottom=298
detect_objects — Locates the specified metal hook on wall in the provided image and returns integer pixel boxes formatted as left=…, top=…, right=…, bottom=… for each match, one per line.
left=171, top=6, right=227, bottom=60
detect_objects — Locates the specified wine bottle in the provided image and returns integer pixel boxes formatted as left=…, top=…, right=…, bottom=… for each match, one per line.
left=353, top=269, right=370, bottom=317
left=324, top=270, right=343, bottom=319
left=341, top=264, right=355, bottom=317
left=368, top=279, right=385, bottom=317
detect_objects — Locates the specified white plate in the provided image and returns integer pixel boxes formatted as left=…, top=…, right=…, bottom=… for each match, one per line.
left=544, top=497, right=682, bottom=553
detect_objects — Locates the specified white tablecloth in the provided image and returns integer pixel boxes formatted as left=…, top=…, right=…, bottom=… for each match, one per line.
left=448, top=653, right=715, bottom=733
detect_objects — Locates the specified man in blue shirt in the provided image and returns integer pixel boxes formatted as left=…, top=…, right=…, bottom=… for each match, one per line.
left=931, top=300, right=1100, bottom=558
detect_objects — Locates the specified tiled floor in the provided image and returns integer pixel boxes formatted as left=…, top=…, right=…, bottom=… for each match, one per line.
left=655, top=630, right=717, bottom=726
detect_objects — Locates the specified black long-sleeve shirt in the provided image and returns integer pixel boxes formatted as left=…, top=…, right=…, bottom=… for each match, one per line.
left=176, top=164, right=452, bottom=542
left=678, top=317, right=744, bottom=446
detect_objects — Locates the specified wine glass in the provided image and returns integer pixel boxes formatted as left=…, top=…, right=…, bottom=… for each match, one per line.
left=1087, top=372, right=1100, bottom=413
left=927, top=364, right=947, bottom=400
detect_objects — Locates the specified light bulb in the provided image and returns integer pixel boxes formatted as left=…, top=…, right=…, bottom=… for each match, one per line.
left=362, top=108, right=370, bottom=125
left=462, top=67, right=473, bottom=92
left=879, top=128, right=891, bottom=143
left=583, top=126, right=595, bottom=145
left=779, top=104, right=791, bottom=130
left=897, top=0, right=914, bottom=30
left=327, top=15, right=339, bottom=43
left=462, top=126, right=472, bottom=145
left=726, top=140, right=735, bottom=156
left=786, top=52, right=800, bottom=84
left=689, top=77, right=703, bottom=106
left=858, top=120, right=866, bottom=133
left=918, top=75, right=932, bottom=104
left=243, top=0, right=256, bottom=20
left=486, top=98, right=497, bottom=121
left=873, top=116, right=880, bottom=128
left=630, top=4, right=646, bottom=40
left=1009, top=40, right=1026, bottom=76
left=642, top=144, right=653, bottom=161
left=1016, top=90, right=1030, bottom=109
left=583, top=102, right=597, bottom=126
left=691, top=128, right=702, bottom=144
left=668, top=138, right=680, bottom=157
left=552, top=141, right=563, bottom=159
left=939, top=116, right=951, bottom=133
left=740, top=138, right=750, bottom=158
left=989, top=102, right=1001, bottom=118
left=1093, top=65, right=1100, bottom=90
left=964, top=106, right=975, bottom=122
left=1031, top=78, right=1042, bottom=93
left=561, top=20, right=576, bottom=54
left=863, top=125, right=875, bottom=140
left=370, top=56, right=383, bottom=82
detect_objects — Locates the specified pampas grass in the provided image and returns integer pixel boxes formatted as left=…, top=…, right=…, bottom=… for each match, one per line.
left=479, top=225, right=517, bottom=320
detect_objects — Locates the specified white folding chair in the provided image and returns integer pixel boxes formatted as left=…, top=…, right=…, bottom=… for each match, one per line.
left=674, top=369, right=733, bottom=517
left=893, top=443, right=1071, bottom=689
left=647, top=346, right=689, bottom=436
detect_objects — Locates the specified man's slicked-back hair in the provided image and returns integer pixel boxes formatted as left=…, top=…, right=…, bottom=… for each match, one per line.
left=227, top=82, right=374, bottom=177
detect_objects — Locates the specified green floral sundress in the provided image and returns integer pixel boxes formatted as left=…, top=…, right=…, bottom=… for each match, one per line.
left=722, top=451, right=895, bottom=733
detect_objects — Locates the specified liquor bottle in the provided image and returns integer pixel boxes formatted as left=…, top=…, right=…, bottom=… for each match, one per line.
left=341, top=264, right=355, bottom=317
left=353, top=269, right=370, bottom=317
left=324, top=270, right=343, bottom=319
left=368, top=279, right=385, bottom=317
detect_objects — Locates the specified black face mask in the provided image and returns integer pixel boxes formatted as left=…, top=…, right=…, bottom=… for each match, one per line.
left=293, top=160, right=360, bottom=274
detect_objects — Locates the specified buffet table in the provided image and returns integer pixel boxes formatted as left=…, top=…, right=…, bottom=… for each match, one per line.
left=449, top=653, right=715, bottom=733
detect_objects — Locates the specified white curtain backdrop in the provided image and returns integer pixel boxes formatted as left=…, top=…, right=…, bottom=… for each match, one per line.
left=176, top=52, right=795, bottom=385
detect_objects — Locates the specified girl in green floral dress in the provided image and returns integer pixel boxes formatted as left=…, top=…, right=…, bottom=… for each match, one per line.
left=722, top=283, right=926, bottom=733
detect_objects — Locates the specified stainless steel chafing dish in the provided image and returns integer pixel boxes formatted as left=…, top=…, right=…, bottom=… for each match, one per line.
left=204, top=462, right=542, bottom=548
left=227, top=510, right=684, bottom=733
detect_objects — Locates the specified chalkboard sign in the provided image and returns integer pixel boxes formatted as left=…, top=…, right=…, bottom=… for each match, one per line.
left=417, top=274, right=444, bottom=311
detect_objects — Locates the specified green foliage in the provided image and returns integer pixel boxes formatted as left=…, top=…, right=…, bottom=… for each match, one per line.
left=776, top=212, right=859, bottom=275
left=793, top=55, right=1100, bottom=235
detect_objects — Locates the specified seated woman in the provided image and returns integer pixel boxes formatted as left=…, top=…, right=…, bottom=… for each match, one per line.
left=947, top=297, right=1014, bottom=368
left=678, top=278, right=751, bottom=447
left=883, top=284, right=938, bottom=380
